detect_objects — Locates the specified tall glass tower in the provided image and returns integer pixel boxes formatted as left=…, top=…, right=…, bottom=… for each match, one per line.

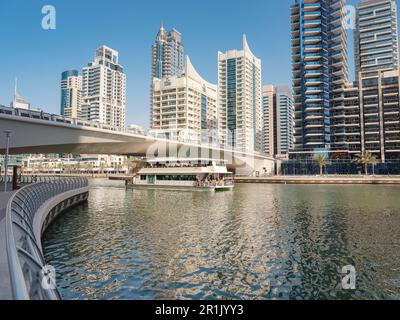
left=151, top=23, right=184, bottom=80
left=291, top=0, right=348, bottom=153
left=355, top=0, right=399, bottom=80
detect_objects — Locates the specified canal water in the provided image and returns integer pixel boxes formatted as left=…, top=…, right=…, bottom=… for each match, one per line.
left=42, top=179, right=400, bottom=300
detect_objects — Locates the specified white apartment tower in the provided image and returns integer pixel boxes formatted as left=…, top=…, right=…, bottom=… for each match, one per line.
left=10, top=79, right=30, bottom=110
left=262, top=85, right=275, bottom=156
left=151, top=56, right=218, bottom=145
left=262, top=85, right=295, bottom=156
left=218, top=35, right=263, bottom=153
left=81, top=46, right=126, bottom=128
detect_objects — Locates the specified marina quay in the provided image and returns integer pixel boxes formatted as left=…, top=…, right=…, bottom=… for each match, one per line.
left=0, top=0, right=399, bottom=312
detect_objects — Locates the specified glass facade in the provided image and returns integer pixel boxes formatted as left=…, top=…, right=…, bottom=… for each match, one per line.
left=355, top=0, right=399, bottom=80
left=227, top=58, right=237, bottom=149
left=151, top=26, right=184, bottom=80
left=60, top=70, right=79, bottom=116
left=291, top=0, right=348, bottom=152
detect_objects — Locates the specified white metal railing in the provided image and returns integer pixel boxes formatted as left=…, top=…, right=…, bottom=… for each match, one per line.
left=0, top=105, right=138, bottom=135
left=0, top=175, right=71, bottom=184
left=5, top=177, right=88, bottom=300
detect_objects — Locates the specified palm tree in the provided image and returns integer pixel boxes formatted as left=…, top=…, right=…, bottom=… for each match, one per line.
left=314, top=154, right=331, bottom=176
left=123, top=157, right=144, bottom=175
left=353, top=151, right=379, bottom=175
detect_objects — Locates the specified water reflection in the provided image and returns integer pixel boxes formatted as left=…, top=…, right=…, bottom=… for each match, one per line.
left=42, top=180, right=400, bottom=300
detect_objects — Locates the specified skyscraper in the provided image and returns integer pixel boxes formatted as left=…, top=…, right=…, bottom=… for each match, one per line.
left=151, top=24, right=184, bottom=80
left=355, top=0, right=399, bottom=80
left=218, top=35, right=262, bottom=153
left=60, top=70, right=82, bottom=118
left=10, top=78, right=30, bottom=110
left=262, top=85, right=295, bottom=157
left=81, top=46, right=126, bottom=128
left=151, top=56, right=218, bottom=145
left=291, top=0, right=348, bottom=153
left=352, top=0, right=400, bottom=162
left=262, top=85, right=275, bottom=156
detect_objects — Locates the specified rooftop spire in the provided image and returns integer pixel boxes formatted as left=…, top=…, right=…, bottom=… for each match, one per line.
left=14, top=77, right=17, bottom=100
left=157, top=21, right=166, bottom=40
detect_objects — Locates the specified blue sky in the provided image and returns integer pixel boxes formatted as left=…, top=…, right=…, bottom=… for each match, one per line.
left=0, top=0, right=359, bottom=128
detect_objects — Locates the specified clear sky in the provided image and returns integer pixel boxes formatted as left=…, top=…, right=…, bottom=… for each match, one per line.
left=0, top=0, right=359, bottom=128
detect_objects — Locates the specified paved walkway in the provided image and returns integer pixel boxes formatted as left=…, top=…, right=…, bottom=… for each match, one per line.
left=0, top=191, right=14, bottom=300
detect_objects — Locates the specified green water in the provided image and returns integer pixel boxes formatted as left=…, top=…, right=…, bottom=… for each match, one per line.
left=42, top=179, right=400, bottom=300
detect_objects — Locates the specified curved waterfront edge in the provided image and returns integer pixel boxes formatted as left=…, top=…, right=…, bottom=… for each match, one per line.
left=1, top=178, right=89, bottom=300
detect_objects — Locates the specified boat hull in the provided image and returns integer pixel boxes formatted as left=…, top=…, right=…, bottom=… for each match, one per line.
left=126, top=184, right=233, bottom=192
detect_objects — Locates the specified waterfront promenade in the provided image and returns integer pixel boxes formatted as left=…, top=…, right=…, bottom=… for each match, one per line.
left=235, top=175, right=400, bottom=185
left=0, top=178, right=89, bottom=300
left=0, top=191, right=14, bottom=299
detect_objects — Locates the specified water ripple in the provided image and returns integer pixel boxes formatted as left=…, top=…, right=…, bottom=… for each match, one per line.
left=42, top=180, right=400, bottom=300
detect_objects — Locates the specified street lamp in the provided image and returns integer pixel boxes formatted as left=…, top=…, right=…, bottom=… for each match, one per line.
left=3, top=130, right=12, bottom=192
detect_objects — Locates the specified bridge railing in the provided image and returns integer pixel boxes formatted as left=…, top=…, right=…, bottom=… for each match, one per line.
left=5, top=177, right=88, bottom=300
left=0, top=105, right=137, bottom=135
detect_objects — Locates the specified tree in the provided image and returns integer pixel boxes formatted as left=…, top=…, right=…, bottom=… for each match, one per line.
left=314, top=154, right=331, bottom=176
left=353, top=151, right=379, bottom=175
left=123, top=157, right=145, bottom=175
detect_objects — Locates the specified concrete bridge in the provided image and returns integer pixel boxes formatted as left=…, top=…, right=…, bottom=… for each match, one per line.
left=0, top=106, right=275, bottom=175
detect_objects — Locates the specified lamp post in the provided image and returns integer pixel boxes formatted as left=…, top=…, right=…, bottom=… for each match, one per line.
left=3, top=130, right=12, bottom=192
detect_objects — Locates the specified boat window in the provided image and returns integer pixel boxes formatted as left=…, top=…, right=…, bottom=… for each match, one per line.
left=156, top=175, right=197, bottom=181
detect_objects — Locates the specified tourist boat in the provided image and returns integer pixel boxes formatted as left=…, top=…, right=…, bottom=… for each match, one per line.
left=127, top=158, right=234, bottom=192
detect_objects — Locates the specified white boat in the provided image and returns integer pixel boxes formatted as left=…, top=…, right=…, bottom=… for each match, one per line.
left=127, top=158, right=234, bottom=192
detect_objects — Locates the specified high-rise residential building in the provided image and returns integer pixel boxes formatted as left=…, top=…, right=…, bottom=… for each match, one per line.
left=262, top=85, right=275, bottom=156
left=151, top=24, right=184, bottom=80
left=218, top=35, right=262, bottom=153
left=60, top=70, right=82, bottom=118
left=355, top=0, right=399, bottom=81
left=150, top=24, right=184, bottom=128
left=359, top=70, right=400, bottom=162
left=81, top=46, right=126, bottom=128
left=10, top=78, right=30, bottom=110
left=151, top=56, right=218, bottom=145
left=291, top=0, right=349, bottom=153
left=325, top=70, right=400, bottom=163
left=262, top=85, right=295, bottom=156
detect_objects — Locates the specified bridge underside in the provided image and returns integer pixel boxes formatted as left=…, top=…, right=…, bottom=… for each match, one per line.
left=0, top=115, right=275, bottom=175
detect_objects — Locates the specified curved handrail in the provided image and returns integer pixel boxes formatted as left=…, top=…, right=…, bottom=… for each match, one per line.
left=5, top=177, right=88, bottom=300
